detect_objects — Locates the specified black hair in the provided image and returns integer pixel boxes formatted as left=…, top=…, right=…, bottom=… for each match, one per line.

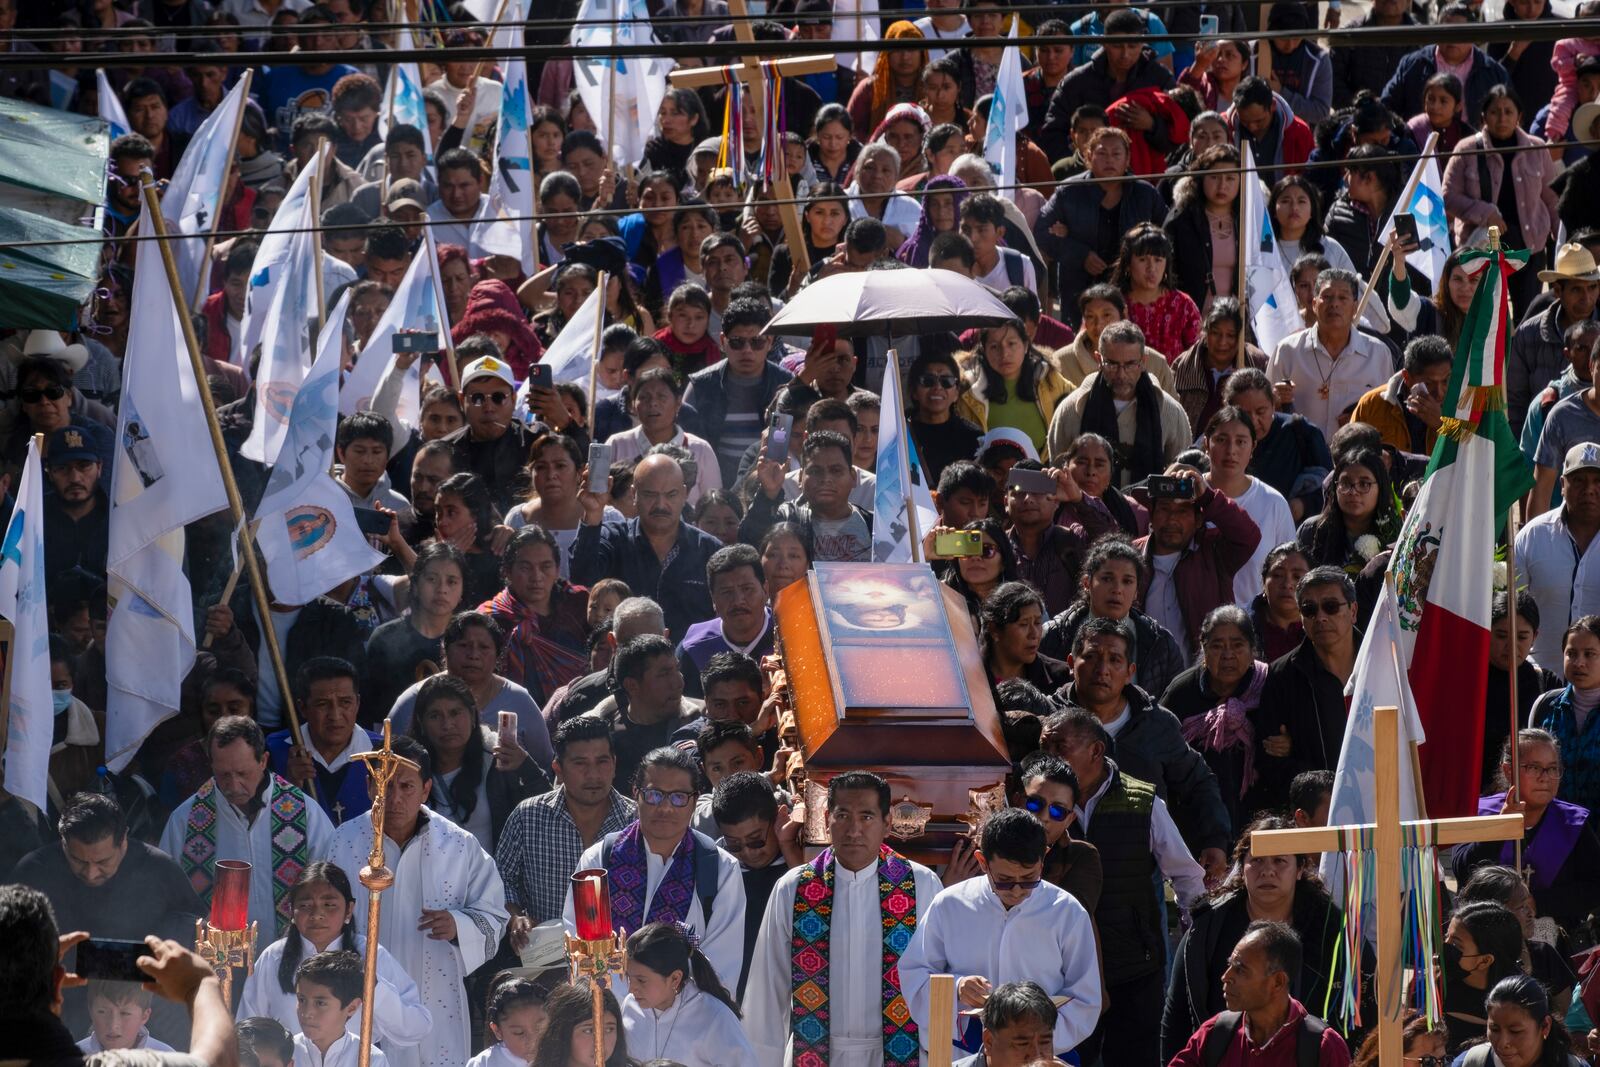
left=209, top=714, right=267, bottom=759
left=978, top=806, right=1047, bottom=866
left=1297, top=564, right=1358, bottom=607
left=335, top=410, right=393, bottom=455
left=1304, top=448, right=1393, bottom=567
left=1402, top=334, right=1454, bottom=377
left=1223, top=367, right=1273, bottom=406
left=1289, top=770, right=1334, bottom=817
left=1451, top=901, right=1526, bottom=988
left=625, top=922, right=741, bottom=1016
left=500, top=525, right=564, bottom=583
left=1484, top=974, right=1575, bottom=1065
left=959, top=192, right=1008, bottom=229
left=937, top=460, right=996, bottom=501
left=122, top=76, right=165, bottom=106
left=0, top=885, right=59, bottom=1018
left=445, top=610, right=506, bottom=655
left=1491, top=589, right=1541, bottom=632
left=365, top=223, right=412, bottom=261
left=979, top=581, right=1046, bottom=660
left=16, top=355, right=72, bottom=391
left=981, top=981, right=1056, bottom=1035
left=1457, top=865, right=1528, bottom=909
left=278, top=861, right=359, bottom=994
left=1071, top=614, right=1137, bottom=660
left=1268, top=174, right=1330, bottom=252
left=1204, top=404, right=1257, bottom=444
left=711, top=770, right=779, bottom=827
left=291, top=112, right=339, bottom=148
left=700, top=650, right=763, bottom=697
left=225, top=240, right=261, bottom=278
left=487, top=976, right=551, bottom=1027
left=634, top=745, right=700, bottom=793
left=388, top=734, right=433, bottom=783
left=202, top=666, right=257, bottom=709
left=929, top=232, right=975, bottom=268
left=1104, top=7, right=1146, bottom=33
left=614, top=634, right=676, bottom=683
left=408, top=673, right=486, bottom=822
left=844, top=216, right=888, bottom=255
left=1019, top=752, right=1080, bottom=806
left=827, top=770, right=891, bottom=815
left=110, top=132, right=156, bottom=164
left=696, top=719, right=759, bottom=765
left=293, top=656, right=359, bottom=704
left=720, top=296, right=769, bottom=335
left=410, top=540, right=467, bottom=589
left=384, top=123, right=426, bottom=155
left=999, top=286, right=1042, bottom=324
left=295, top=949, right=364, bottom=1006
left=435, top=472, right=496, bottom=549
left=801, top=428, right=854, bottom=468
left=437, top=146, right=482, bottom=180
left=1242, top=920, right=1303, bottom=980
left=532, top=980, right=628, bottom=1067
left=58, top=792, right=126, bottom=845
left=238, top=1017, right=296, bottom=1065
left=554, top=713, right=614, bottom=759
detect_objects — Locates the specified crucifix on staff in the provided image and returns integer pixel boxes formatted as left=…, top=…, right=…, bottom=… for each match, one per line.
left=668, top=0, right=835, bottom=276
left=1250, top=706, right=1524, bottom=1066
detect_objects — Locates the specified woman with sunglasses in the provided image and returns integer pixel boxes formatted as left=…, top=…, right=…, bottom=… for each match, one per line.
left=906, top=350, right=983, bottom=485
left=1160, top=813, right=1369, bottom=1064
left=930, top=517, right=1018, bottom=628
left=1349, top=1011, right=1448, bottom=1067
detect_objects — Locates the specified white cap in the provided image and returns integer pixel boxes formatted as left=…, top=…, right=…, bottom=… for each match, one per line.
left=461, top=354, right=516, bottom=389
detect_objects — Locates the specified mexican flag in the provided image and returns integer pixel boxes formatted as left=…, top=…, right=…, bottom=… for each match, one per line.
left=1389, top=245, right=1535, bottom=816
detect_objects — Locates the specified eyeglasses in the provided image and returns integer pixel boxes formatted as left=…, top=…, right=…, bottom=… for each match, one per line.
left=20, top=385, right=65, bottom=403
left=1336, top=479, right=1377, bottom=495
left=988, top=876, right=1044, bottom=892
left=916, top=373, right=959, bottom=389
left=640, top=788, right=694, bottom=808
left=1523, top=762, right=1561, bottom=779
left=466, top=391, right=510, bottom=406
left=1299, top=598, right=1349, bottom=618
left=1023, top=795, right=1072, bottom=822
left=725, top=336, right=766, bottom=351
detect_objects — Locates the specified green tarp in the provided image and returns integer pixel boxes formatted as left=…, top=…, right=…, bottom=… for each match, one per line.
left=0, top=207, right=104, bottom=331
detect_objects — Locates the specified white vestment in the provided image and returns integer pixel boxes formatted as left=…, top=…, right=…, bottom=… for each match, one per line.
left=292, top=1031, right=388, bottom=1067
left=621, top=981, right=757, bottom=1067
left=742, top=856, right=943, bottom=1067
left=237, top=932, right=433, bottom=1057
left=160, top=777, right=335, bottom=935
left=563, top=831, right=747, bottom=999
left=327, top=809, right=509, bottom=1067
left=465, top=1044, right=527, bottom=1067
left=898, top=876, right=1102, bottom=1055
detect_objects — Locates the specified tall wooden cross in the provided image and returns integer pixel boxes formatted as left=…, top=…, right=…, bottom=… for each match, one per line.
left=1250, top=706, right=1524, bottom=1066
left=668, top=0, right=836, bottom=275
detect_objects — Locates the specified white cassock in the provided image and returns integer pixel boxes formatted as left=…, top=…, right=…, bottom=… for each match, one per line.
left=898, top=877, right=1102, bottom=1056
left=621, top=981, right=757, bottom=1066
left=238, top=932, right=433, bottom=1057
left=327, top=809, right=509, bottom=1067
left=160, top=777, right=335, bottom=935
left=562, top=832, right=747, bottom=999
left=292, top=1031, right=388, bottom=1067
left=742, top=857, right=943, bottom=1067
left=466, top=1044, right=527, bottom=1067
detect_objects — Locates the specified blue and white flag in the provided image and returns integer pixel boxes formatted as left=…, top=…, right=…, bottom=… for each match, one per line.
left=241, top=151, right=323, bottom=465
left=472, top=47, right=536, bottom=273
left=378, top=26, right=436, bottom=168
left=340, top=226, right=451, bottom=424
left=832, top=0, right=880, bottom=74
left=873, top=348, right=938, bottom=563
left=1378, top=142, right=1451, bottom=285
left=256, top=292, right=385, bottom=606
left=572, top=0, right=670, bottom=169
left=164, top=72, right=253, bottom=307
left=97, top=69, right=128, bottom=140
left=983, top=18, right=1029, bottom=203
left=1241, top=142, right=1304, bottom=355
left=105, top=236, right=230, bottom=770
left=0, top=439, right=55, bottom=810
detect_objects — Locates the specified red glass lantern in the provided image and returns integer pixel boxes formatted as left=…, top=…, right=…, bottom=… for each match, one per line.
left=570, top=868, right=612, bottom=941
left=209, top=860, right=251, bottom=931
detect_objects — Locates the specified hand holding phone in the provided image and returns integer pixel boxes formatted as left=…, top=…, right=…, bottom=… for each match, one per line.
left=1392, top=213, right=1419, bottom=250
left=587, top=443, right=613, bottom=495
left=75, top=938, right=150, bottom=983
left=934, top=530, right=984, bottom=557
left=498, top=711, right=519, bottom=749
left=764, top=413, right=794, bottom=463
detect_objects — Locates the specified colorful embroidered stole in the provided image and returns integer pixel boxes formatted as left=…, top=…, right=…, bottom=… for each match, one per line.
left=790, top=845, right=920, bottom=1067
left=179, top=774, right=310, bottom=936
left=608, top=823, right=697, bottom=935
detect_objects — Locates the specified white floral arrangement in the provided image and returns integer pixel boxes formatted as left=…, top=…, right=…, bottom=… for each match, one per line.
left=1354, top=534, right=1383, bottom=562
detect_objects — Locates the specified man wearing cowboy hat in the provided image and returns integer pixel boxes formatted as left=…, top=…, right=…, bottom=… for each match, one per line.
left=1509, top=242, right=1600, bottom=433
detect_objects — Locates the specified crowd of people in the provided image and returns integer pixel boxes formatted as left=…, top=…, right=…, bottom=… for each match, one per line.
left=4, top=0, right=1600, bottom=1066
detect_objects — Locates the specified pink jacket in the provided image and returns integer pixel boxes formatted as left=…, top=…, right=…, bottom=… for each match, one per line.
left=1548, top=37, right=1600, bottom=142
left=1440, top=128, right=1560, bottom=251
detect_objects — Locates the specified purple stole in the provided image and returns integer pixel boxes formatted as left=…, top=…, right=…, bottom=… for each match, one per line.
left=1478, top=792, right=1590, bottom=890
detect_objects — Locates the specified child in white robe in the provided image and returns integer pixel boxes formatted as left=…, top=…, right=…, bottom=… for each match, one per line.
left=620, top=922, right=757, bottom=1067
left=467, top=975, right=552, bottom=1067
left=290, top=950, right=388, bottom=1067
left=77, top=981, right=176, bottom=1054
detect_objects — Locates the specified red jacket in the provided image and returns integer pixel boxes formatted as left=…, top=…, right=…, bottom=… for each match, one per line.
left=1111, top=87, right=1191, bottom=178
left=1134, top=483, right=1262, bottom=651
left=1168, top=1000, right=1351, bottom=1067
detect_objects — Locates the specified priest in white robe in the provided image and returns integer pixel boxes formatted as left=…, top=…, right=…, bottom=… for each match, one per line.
left=160, top=716, right=334, bottom=937
left=899, top=808, right=1102, bottom=1059
left=562, top=746, right=746, bottom=998
left=742, top=771, right=944, bottom=1067
left=326, top=735, right=509, bottom=1067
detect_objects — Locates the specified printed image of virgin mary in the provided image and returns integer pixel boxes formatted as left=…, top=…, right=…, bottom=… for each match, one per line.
left=286, top=505, right=335, bottom=560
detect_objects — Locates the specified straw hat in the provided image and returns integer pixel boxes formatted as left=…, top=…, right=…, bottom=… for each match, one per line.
left=1538, top=243, right=1600, bottom=284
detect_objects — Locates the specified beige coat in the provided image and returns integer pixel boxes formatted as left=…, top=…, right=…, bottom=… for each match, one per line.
left=1045, top=375, right=1195, bottom=478
left=1049, top=333, right=1177, bottom=396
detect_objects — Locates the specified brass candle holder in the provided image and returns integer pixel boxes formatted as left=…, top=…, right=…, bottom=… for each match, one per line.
left=194, top=859, right=257, bottom=1009
left=567, top=869, right=628, bottom=1067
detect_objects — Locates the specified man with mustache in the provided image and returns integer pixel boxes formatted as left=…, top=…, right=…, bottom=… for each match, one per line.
left=677, top=545, right=775, bottom=699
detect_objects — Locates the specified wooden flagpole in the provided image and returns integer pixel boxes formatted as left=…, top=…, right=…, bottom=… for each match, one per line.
left=138, top=170, right=310, bottom=787
left=586, top=271, right=609, bottom=432
left=1353, top=132, right=1439, bottom=327
left=192, top=68, right=254, bottom=312
left=926, top=973, right=955, bottom=1067
left=310, top=139, right=330, bottom=334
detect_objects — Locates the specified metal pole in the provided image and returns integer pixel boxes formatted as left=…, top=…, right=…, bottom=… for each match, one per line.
left=590, top=977, right=607, bottom=1067
left=137, top=170, right=309, bottom=783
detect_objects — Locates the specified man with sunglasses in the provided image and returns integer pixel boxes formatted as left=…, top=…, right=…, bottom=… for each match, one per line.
left=1016, top=752, right=1101, bottom=913
left=1255, top=566, right=1361, bottom=812
left=445, top=349, right=585, bottom=514
left=710, top=770, right=804, bottom=1000
left=900, top=808, right=1102, bottom=1060
left=567, top=745, right=747, bottom=999
left=683, top=298, right=794, bottom=488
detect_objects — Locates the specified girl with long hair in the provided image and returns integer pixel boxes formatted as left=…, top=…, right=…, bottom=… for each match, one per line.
left=1295, top=449, right=1400, bottom=575
left=1163, top=143, right=1242, bottom=313
left=767, top=182, right=850, bottom=297
left=979, top=580, right=1067, bottom=694
left=237, top=862, right=430, bottom=1054
left=1268, top=175, right=1358, bottom=278
left=1443, top=902, right=1531, bottom=1053
left=953, top=319, right=1071, bottom=454
left=1110, top=223, right=1201, bottom=362
left=620, top=923, right=752, bottom=1066
left=430, top=472, right=504, bottom=607
left=805, top=103, right=861, bottom=187
left=643, top=88, right=709, bottom=177
left=759, top=523, right=813, bottom=601
left=1469, top=974, right=1586, bottom=1066
left=532, top=980, right=629, bottom=1067
left=482, top=526, right=591, bottom=706
left=934, top=516, right=1020, bottom=625
left=1389, top=246, right=1477, bottom=347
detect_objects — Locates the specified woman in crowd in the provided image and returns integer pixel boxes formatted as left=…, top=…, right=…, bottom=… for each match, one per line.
left=1163, top=144, right=1242, bottom=314
left=620, top=922, right=753, bottom=1066
left=406, top=672, right=549, bottom=852
left=846, top=20, right=928, bottom=134
left=438, top=244, right=475, bottom=327
left=906, top=348, right=983, bottom=484
left=430, top=472, right=504, bottom=608
left=768, top=182, right=851, bottom=297
left=364, top=543, right=464, bottom=718
left=1296, top=449, right=1400, bottom=576
left=1442, top=901, right=1528, bottom=1054
left=691, top=490, right=743, bottom=547
left=1170, top=298, right=1268, bottom=441
left=532, top=980, right=630, bottom=1067
left=1456, top=866, right=1579, bottom=1017
left=1051, top=284, right=1177, bottom=394
left=1531, top=616, right=1600, bottom=814
left=643, top=88, right=709, bottom=177
left=954, top=318, right=1070, bottom=455
left=979, top=581, right=1066, bottom=693
left=1388, top=247, right=1479, bottom=350
left=1161, top=112, right=1230, bottom=201
left=1407, top=72, right=1474, bottom=155
left=849, top=141, right=920, bottom=248
left=532, top=263, right=597, bottom=349
left=870, top=102, right=932, bottom=183
left=806, top=103, right=862, bottom=187
left=626, top=171, right=682, bottom=274
left=896, top=174, right=967, bottom=268
left=1204, top=404, right=1297, bottom=605
left=607, top=368, right=722, bottom=506
left=1160, top=606, right=1270, bottom=831
left=1062, top=432, right=1146, bottom=536
left=1250, top=543, right=1310, bottom=664
left=1450, top=974, right=1587, bottom=1067
left=759, top=522, right=813, bottom=602
left=1180, top=39, right=1249, bottom=112
left=480, top=527, right=590, bottom=709
left=643, top=201, right=717, bottom=314
left=1111, top=223, right=1201, bottom=364
left=1269, top=175, right=1358, bottom=279
left=530, top=105, right=566, bottom=181
left=1351, top=1013, right=1448, bottom=1067
left=935, top=517, right=1019, bottom=625
left=506, top=433, right=624, bottom=577
left=537, top=171, right=583, bottom=269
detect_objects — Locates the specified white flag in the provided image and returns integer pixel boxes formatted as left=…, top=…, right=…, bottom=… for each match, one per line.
left=472, top=50, right=536, bottom=274
left=983, top=19, right=1029, bottom=203
left=0, top=439, right=55, bottom=810
left=256, top=293, right=386, bottom=606
left=241, top=151, right=323, bottom=465
left=872, top=349, right=938, bottom=563
left=832, top=0, right=880, bottom=74
left=1241, top=142, right=1304, bottom=355
left=105, top=237, right=230, bottom=770
left=378, top=25, right=436, bottom=168
left=572, top=0, right=670, bottom=169
left=539, top=287, right=604, bottom=385
left=97, top=69, right=129, bottom=140
left=164, top=73, right=253, bottom=304
left=1377, top=150, right=1451, bottom=285
left=238, top=150, right=321, bottom=375
left=340, top=226, right=452, bottom=424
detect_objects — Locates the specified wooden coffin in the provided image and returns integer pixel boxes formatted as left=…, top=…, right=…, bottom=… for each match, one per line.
left=774, top=562, right=1011, bottom=863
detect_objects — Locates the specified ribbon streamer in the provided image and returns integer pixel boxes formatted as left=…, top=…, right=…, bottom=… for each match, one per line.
left=716, top=69, right=748, bottom=189
left=756, top=61, right=786, bottom=187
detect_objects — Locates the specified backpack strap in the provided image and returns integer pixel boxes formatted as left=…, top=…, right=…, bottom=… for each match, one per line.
left=1201, top=1011, right=1242, bottom=1067
left=690, top=829, right=721, bottom=925
left=1295, top=1013, right=1328, bottom=1067
left=1000, top=246, right=1026, bottom=287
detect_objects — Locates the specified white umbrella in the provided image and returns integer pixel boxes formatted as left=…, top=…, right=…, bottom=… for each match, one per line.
left=762, top=267, right=1019, bottom=338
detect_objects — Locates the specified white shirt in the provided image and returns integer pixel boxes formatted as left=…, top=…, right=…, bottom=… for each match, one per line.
left=911, top=15, right=970, bottom=61
left=847, top=188, right=922, bottom=242
left=899, top=876, right=1102, bottom=1054
left=1516, top=506, right=1600, bottom=678
left=425, top=195, right=491, bottom=256
left=1228, top=476, right=1296, bottom=606
left=1147, top=552, right=1188, bottom=651
left=293, top=722, right=374, bottom=775
left=743, top=855, right=945, bottom=1067
left=1266, top=326, right=1394, bottom=442
left=1078, top=771, right=1207, bottom=908
left=608, top=425, right=725, bottom=507
left=977, top=250, right=1038, bottom=300
left=293, top=1031, right=388, bottom=1067
left=78, top=1030, right=175, bottom=1053
left=159, top=777, right=335, bottom=935
left=622, top=981, right=758, bottom=1067
left=466, top=1044, right=528, bottom=1067
left=238, top=932, right=433, bottom=1052
left=565, top=832, right=748, bottom=999
left=1103, top=702, right=1132, bottom=738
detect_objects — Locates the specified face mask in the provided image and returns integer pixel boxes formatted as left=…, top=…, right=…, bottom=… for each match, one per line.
left=52, top=689, right=73, bottom=715
left=1441, top=941, right=1472, bottom=984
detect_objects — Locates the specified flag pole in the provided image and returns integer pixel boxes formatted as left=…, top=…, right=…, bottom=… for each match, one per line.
left=192, top=69, right=254, bottom=312
left=888, top=345, right=921, bottom=562
left=1353, top=131, right=1438, bottom=327
left=138, top=169, right=311, bottom=789
left=310, top=140, right=330, bottom=335
left=586, top=271, right=608, bottom=432
left=1237, top=153, right=1250, bottom=367
left=1490, top=221, right=1524, bottom=872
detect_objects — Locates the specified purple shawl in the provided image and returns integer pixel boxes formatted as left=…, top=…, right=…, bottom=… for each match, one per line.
left=895, top=175, right=968, bottom=267
left=1477, top=792, right=1590, bottom=891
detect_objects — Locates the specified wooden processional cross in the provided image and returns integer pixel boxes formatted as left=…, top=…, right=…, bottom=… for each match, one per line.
left=667, top=0, right=835, bottom=275
left=1250, top=706, right=1524, bottom=1066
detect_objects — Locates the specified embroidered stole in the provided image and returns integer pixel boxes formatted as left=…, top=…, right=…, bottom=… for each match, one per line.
left=179, top=774, right=310, bottom=936
left=1479, top=792, right=1588, bottom=891
left=609, top=823, right=697, bottom=935
left=790, top=845, right=920, bottom=1067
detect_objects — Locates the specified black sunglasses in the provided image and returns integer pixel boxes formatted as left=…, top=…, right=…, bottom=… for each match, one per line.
left=916, top=373, right=959, bottom=389
left=1299, top=597, right=1349, bottom=618
left=20, top=385, right=66, bottom=403
left=1023, top=795, right=1072, bottom=822
left=466, top=391, right=510, bottom=406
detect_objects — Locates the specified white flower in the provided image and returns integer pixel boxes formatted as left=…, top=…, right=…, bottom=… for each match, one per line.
left=1492, top=560, right=1508, bottom=591
left=1354, top=535, right=1383, bottom=561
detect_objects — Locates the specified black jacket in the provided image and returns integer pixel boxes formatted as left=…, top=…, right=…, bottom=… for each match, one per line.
left=1034, top=176, right=1166, bottom=325
left=1040, top=603, right=1188, bottom=701
left=1328, top=11, right=1420, bottom=106
left=1255, top=639, right=1353, bottom=812
left=1162, top=203, right=1220, bottom=312
left=1037, top=51, right=1176, bottom=161
left=444, top=418, right=592, bottom=515
left=682, top=357, right=794, bottom=486
left=737, top=491, right=873, bottom=562
left=569, top=517, right=722, bottom=640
